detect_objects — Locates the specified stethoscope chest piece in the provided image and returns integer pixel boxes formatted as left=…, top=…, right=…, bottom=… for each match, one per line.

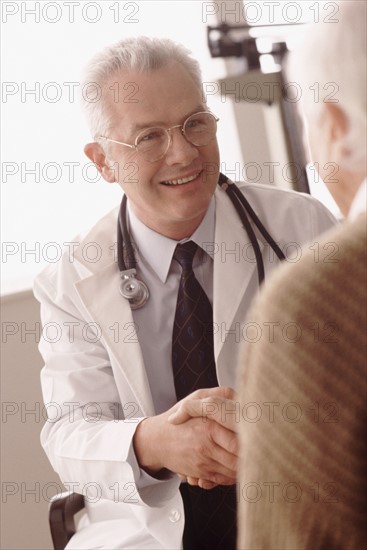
left=119, top=268, right=150, bottom=310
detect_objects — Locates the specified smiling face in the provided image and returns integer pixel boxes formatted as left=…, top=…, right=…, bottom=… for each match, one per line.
left=87, top=62, right=220, bottom=240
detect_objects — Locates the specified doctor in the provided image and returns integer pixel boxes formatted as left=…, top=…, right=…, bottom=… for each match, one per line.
left=34, top=36, right=336, bottom=549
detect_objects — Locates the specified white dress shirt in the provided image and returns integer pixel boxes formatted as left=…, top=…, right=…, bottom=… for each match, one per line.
left=127, top=198, right=215, bottom=414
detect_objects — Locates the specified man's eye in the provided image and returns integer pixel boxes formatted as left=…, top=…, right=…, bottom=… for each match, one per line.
left=186, top=119, right=200, bottom=129
left=139, top=130, right=163, bottom=143
left=186, top=117, right=207, bottom=131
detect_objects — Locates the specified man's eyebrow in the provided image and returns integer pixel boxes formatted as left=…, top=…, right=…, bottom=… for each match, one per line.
left=131, top=106, right=207, bottom=133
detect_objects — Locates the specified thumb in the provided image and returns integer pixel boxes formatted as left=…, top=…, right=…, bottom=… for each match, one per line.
left=167, top=399, right=204, bottom=424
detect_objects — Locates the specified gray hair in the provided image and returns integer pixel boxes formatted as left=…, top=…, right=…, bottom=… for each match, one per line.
left=288, top=0, right=366, bottom=172
left=81, top=36, right=203, bottom=139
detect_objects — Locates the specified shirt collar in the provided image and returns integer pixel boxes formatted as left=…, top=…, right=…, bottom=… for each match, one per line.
left=127, top=197, right=216, bottom=283
left=348, top=178, right=367, bottom=221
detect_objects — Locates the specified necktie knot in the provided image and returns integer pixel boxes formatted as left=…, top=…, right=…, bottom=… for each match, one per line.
left=173, top=241, right=198, bottom=271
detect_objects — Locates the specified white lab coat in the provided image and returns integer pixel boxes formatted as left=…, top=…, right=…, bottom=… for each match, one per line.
left=34, top=182, right=336, bottom=549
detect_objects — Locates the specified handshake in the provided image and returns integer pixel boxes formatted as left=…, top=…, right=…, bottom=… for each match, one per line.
left=133, top=387, right=238, bottom=490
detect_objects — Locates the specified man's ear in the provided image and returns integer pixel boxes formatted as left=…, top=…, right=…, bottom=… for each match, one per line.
left=84, top=142, right=117, bottom=183
left=324, top=103, right=350, bottom=161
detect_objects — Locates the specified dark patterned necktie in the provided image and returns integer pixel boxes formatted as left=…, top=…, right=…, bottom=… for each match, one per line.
left=171, top=241, right=237, bottom=550
left=171, top=241, right=218, bottom=400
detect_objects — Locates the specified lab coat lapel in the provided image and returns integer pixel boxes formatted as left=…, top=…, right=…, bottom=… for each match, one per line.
left=213, top=187, right=262, bottom=362
left=73, top=212, right=155, bottom=417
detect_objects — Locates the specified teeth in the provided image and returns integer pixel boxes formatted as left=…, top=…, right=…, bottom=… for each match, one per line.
left=162, top=173, right=199, bottom=185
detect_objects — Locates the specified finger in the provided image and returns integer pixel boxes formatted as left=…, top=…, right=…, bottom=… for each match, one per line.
left=200, top=397, right=238, bottom=431
left=168, top=396, right=239, bottom=432
left=188, top=433, right=238, bottom=483
left=198, top=479, right=217, bottom=490
left=177, top=474, right=187, bottom=482
left=186, top=476, right=199, bottom=486
left=193, top=463, right=236, bottom=486
left=167, top=398, right=204, bottom=424
left=207, top=450, right=238, bottom=481
left=190, top=386, right=236, bottom=400
left=210, top=419, right=239, bottom=458
left=181, top=449, right=237, bottom=485
left=167, top=387, right=236, bottom=424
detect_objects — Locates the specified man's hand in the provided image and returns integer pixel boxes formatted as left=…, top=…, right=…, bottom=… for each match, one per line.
left=168, top=391, right=238, bottom=431
left=133, top=387, right=238, bottom=488
left=168, top=388, right=239, bottom=489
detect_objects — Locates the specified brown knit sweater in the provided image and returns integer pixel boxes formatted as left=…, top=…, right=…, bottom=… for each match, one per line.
left=237, top=213, right=367, bottom=549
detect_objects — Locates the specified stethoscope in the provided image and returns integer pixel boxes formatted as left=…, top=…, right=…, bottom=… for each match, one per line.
left=117, top=173, right=286, bottom=309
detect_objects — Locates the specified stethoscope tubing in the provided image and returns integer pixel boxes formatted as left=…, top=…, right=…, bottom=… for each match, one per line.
left=218, top=173, right=285, bottom=285
left=118, top=195, right=135, bottom=272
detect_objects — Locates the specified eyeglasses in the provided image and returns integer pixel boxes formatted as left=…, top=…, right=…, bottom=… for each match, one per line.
left=98, top=111, right=219, bottom=162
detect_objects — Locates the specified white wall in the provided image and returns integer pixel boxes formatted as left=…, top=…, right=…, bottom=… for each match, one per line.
left=1, top=0, right=243, bottom=295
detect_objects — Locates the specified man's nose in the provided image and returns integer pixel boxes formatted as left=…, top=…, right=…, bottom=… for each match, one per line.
left=165, top=126, right=199, bottom=165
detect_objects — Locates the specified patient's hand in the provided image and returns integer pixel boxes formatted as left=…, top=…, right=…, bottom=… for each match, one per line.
left=168, top=390, right=238, bottom=430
